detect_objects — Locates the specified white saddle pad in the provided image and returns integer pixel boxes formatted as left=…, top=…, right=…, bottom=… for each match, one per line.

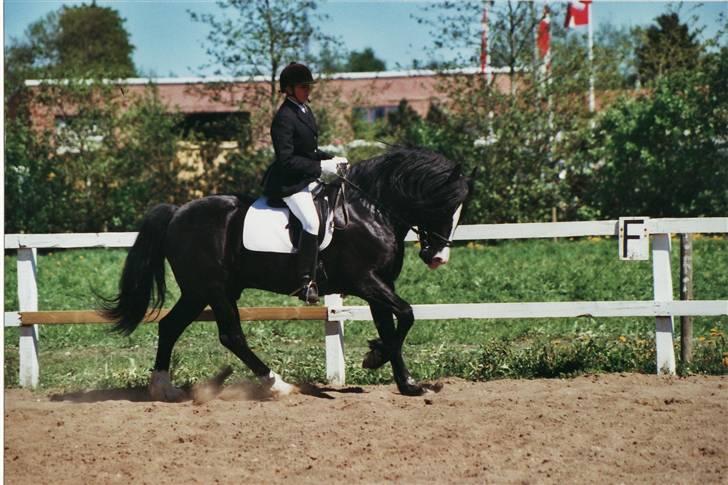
left=242, top=196, right=335, bottom=254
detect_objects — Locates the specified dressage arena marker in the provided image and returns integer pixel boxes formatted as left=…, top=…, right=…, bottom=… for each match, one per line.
left=5, top=217, right=728, bottom=388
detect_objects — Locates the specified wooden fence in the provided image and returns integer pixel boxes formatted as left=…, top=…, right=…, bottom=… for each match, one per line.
left=5, top=217, right=728, bottom=388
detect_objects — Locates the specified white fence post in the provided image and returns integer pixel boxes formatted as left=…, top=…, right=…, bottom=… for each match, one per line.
left=18, top=248, right=40, bottom=388
left=651, top=234, right=676, bottom=375
left=324, top=294, right=345, bottom=385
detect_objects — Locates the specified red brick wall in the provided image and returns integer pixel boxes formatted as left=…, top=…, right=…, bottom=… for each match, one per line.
left=26, top=71, right=514, bottom=130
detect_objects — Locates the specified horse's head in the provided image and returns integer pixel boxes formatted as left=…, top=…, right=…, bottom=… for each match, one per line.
left=418, top=203, right=463, bottom=269
left=347, top=147, right=473, bottom=269
left=416, top=164, right=472, bottom=269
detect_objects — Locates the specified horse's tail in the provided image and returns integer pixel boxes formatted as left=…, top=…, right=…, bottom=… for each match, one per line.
left=100, top=203, right=178, bottom=336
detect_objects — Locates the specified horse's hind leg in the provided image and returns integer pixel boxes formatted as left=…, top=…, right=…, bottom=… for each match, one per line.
left=209, top=293, right=295, bottom=397
left=149, top=294, right=205, bottom=402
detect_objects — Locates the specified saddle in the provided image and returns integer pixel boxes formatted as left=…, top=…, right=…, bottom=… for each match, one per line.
left=267, top=181, right=342, bottom=249
left=242, top=180, right=347, bottom=254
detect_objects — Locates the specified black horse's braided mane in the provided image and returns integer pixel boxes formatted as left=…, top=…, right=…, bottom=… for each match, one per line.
left=347, top=147, right=468, bottom=225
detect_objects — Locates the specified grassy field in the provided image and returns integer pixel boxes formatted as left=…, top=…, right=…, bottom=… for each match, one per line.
left=4, top=237, right=727, bottom=391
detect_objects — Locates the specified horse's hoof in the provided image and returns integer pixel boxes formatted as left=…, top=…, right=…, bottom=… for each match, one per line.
left=362, top=339, right=389, bottom=369
left=397, top=376, right=427, bottom=396
left=149, top=370, right=186, bottom=402
left=398, top=382, right=426, bottom=396
left=262, top=371, right=297, bottom=398
left=362, top=349, right=388, bottom=369
left=191, top=366, right=233, bottom=405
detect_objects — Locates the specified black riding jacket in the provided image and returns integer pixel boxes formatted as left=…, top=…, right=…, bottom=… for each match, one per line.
left=262, top=98, right=333, bottom=198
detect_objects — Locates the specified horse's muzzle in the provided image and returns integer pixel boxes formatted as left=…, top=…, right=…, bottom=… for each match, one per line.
left=421, top=246, right=450, bottom=270
left=428, top=257, right=446, bottom=269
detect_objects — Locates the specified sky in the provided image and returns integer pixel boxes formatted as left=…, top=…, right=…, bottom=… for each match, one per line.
left=3, top=1, right=726, bottom=78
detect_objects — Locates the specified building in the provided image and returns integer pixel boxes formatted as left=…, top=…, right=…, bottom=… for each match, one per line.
left=26, top=67, right=514, bottom=138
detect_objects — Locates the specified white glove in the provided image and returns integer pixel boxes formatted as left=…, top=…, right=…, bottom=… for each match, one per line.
left=320, top=157, right=349, bottom=176
left=332, top=156, right=349, bottom=174
left=320, top=158, right=339, bottom=176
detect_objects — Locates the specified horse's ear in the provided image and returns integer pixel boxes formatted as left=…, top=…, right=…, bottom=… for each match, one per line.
left=466, top=167, right=477, bottom=195
left=465, top=166, right=480, bottom=195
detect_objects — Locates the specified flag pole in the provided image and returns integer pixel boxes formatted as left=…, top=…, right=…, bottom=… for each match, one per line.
left=532, top=2, right=538, bottom=82
left=543, top=6, right=553, bottom=157
left=587, top=2, right=595, bottom=112
left=481, top=1, right=492, bottom=85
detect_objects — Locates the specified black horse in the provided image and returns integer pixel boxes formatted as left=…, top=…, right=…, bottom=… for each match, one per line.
left=101, top=148, right=471, bottom=399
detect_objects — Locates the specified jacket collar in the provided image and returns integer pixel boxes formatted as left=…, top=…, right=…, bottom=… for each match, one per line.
left=286, top=96, right=308, bottom=113
left=284, top=98, right=318, bottom=135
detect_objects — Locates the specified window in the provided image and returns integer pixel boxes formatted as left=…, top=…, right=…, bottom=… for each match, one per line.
left=354, top=105, right=399, bottom=123
left=54, top=115, right=105, bottom=154
left=175, top=111, right=250, bottom=143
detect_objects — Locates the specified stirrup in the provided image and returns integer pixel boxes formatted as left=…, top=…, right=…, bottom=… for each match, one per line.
left=294, top=280, right=319, bottom=305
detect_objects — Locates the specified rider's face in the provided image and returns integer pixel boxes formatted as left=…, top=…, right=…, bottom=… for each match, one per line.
left=291, top=83, right=312, bottom=104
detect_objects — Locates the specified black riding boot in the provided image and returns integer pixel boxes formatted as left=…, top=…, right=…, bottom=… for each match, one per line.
left=296, top=231, right=319, bottom=304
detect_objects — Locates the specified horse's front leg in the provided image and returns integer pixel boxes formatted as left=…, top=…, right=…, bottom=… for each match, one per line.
left=369, top=302, right=423, bottom=396
left=360, top=277, right=423, bottom=396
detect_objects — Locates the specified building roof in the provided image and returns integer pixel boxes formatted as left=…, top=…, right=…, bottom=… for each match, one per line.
left=24, top=66, right=515, bottom=87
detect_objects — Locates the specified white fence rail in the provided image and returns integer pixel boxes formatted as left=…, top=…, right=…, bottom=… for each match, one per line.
left=5, top=217, right=728, bottom=388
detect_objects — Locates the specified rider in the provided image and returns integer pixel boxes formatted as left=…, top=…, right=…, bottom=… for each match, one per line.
left=262, top=62, right=347, bottom=304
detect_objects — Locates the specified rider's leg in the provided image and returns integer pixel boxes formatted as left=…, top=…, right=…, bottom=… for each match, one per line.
left=283, top=184, right=320, bottom=304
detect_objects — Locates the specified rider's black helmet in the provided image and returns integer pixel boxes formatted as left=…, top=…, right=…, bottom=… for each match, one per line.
left=279, top=62, right=315, bottom=93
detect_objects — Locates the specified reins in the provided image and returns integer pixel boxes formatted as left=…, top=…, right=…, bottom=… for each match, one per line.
left=333, top=172, right=454, bottom=248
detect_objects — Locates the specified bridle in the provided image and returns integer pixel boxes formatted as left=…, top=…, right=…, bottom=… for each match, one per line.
left=333, top=172, right=455, bottom=249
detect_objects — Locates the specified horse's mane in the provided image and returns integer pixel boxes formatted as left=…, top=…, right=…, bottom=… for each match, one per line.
left=347, top=147, right=469, bottom=224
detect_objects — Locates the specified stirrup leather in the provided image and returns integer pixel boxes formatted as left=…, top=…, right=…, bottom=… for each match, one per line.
left=290, top=280, right=319, bottom=304
left=303, top=280, right=319, bottom=304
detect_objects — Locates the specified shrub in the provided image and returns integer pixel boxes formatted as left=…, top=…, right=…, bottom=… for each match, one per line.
left=569, top=51, right=728, bottom=218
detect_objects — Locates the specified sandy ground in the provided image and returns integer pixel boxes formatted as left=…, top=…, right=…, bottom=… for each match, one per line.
left=4, top=374, right=727, bottom=484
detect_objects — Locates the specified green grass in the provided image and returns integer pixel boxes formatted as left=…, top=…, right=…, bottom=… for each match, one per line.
left=4, top=237, right=727, bottom=391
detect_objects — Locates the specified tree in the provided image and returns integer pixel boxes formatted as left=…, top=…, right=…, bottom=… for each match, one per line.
left=55, top=3, right=136, bottom=78
left=190, top=1, right=334, bottom=117
left=5, top=4, right=136, bottom=81
left=635, top=13, right=703, bottom=84
left=417, top=0, right=543, bottom=93
left=383, top=100, right=422, bottom=144
left=5, top=3, right=137, bottom=136
left=583, top=22, right=639, bottom=90
left=4, top=113, right=63, bottom=232
left=410, top=1, right=593, bottom=223
left=316, top=46, right=386, bottom=73
left=4, top=4, right=147, bottom=233
left=189, top=0, right=355, bottom=148
left=569, top=49, right=728, bottom=218
left=4, top=11, right=59, bottom=85
left=318, top=44, right=346, bottom=73
left=346, top=48, right=386, bottom=72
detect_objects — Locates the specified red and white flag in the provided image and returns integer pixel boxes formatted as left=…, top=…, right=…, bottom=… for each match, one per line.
left=564, top=0, right=591, bottom=28
left=480, top=3, right=489, bottom=78
left=537, top=7, right=551, bottom=59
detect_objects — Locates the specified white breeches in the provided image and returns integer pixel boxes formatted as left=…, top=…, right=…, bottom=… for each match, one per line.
left=283, top=182, right=320, bottom=235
